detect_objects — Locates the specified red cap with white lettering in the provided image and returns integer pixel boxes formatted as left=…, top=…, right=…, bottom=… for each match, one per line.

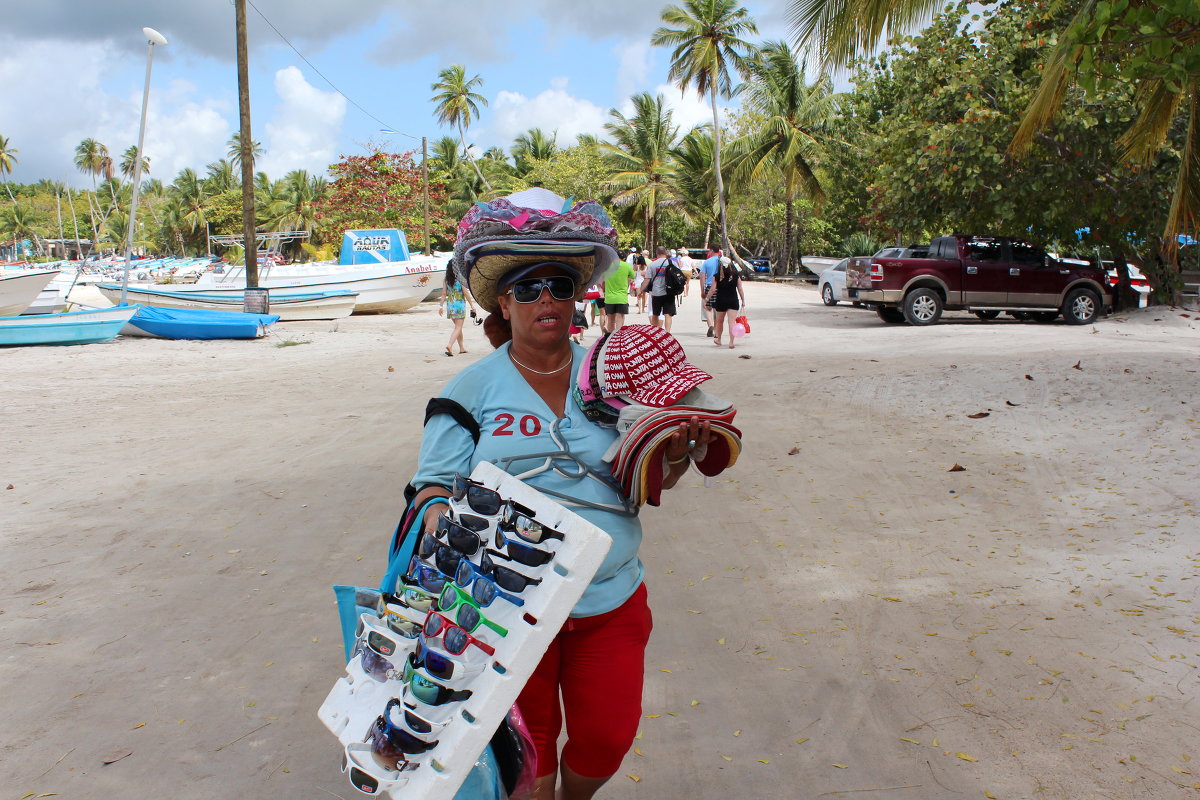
left=598, top=325, right=712, bottom=407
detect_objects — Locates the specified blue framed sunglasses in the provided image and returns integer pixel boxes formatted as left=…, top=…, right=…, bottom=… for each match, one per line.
left=454, top=559, right=525, bottom=607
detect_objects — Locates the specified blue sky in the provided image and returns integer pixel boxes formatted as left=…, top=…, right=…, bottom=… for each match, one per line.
left=1, top=0, right=798, bottom=189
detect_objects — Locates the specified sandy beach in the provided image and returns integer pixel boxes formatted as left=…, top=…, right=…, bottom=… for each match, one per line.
left=2, top=281, right=1197, bottom=800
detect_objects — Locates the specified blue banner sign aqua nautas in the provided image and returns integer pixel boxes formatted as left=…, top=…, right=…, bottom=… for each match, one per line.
left=339, top=229, right=411, bottom=265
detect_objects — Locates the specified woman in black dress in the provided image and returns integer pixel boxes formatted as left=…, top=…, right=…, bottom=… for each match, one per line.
left=704, top=256, right=747, bottom=349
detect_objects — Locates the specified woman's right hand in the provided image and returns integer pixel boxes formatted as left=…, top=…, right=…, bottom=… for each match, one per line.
left=422, top=503, right=443, bottom=535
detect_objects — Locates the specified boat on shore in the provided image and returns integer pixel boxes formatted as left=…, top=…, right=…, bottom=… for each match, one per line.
left=189, top=230, right=443, bottom=313
left=95, top=283, right=357, bottom=321
left=0, top=303, right=139, bottom=346
left=123, top=306, right=281, bottom=340
left=0, top=269, right=60, bottom=316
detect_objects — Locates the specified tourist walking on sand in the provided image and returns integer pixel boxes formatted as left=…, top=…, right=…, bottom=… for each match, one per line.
left=439, top=262, right=478, bottom=356
left=634, top=249, right=649, bottom=314
left=705, top=255, right=746, bottom=349
left=700, top=247, right=721, bottom=337
left=409, top=187, right=717, bottom=800
left=639, top=246, right=677, bottom=332
left=675, top=246, right=693, bottom=304
left=603, top=250, right=635, bottom=332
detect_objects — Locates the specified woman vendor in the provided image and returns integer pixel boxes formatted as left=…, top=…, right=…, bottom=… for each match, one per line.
left=408, top=188, right=714, bottom=800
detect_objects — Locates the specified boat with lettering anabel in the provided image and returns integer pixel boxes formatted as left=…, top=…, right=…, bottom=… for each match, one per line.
left=187, top=230, right=444, bottom=313
left=95, top=284, right=357, bottom=321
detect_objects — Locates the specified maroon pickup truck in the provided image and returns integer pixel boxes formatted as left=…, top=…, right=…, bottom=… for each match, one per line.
left=845, top=235, right=1112, bottom=325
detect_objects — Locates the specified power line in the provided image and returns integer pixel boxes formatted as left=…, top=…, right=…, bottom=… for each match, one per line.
left=244, top=0, right=424, bottom=143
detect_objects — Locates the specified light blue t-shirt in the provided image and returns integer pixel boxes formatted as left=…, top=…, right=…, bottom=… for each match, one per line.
left=412, top=342, right=644, bottom=618
left=702, top=256, right=720, bottom=288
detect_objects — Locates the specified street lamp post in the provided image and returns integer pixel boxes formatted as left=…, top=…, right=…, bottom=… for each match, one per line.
left=119, top=26, right=168, bottom=305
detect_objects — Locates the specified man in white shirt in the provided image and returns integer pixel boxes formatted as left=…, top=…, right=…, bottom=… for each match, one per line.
left=674, top=247, right=693, bottom=304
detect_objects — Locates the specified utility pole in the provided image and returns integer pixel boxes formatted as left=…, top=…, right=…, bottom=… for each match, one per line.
left=235, top=0, right=260, bottom=297
left=422, top=136, right=430, bottom=257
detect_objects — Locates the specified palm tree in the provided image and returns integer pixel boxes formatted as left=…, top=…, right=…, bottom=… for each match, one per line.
left=74, top=138, right=109, bottom=253
left=431, top=64, right=491, bottom=190
left=511, top=128, right=558, bottom=175
left=603, top=92, right=689, bottom=251
left=0, top=135, right=18, bottom=202
left=227, top=132, right=264, bottom=174
left=671, top=128, right=720, bottom=247
left=205, top=159, right=238, bottom=193
left=652, top=0, right=758, bottom=256
left=119, top=145, right=150, bottom=182
left=169, top=168, right=209, bottom=252
left=730, top=41, right=835, bottom=274
left=789, top=0, right=1198, bottom=252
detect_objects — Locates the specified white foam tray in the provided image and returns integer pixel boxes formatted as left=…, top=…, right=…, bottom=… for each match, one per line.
left=319, top=461, right=614, bottom=799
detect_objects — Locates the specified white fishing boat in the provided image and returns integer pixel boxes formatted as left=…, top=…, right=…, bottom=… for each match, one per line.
left=0, top=269, right=60, bottom=316
left=95, top=283, right=358, bottom=321
left=190, top=230, right=444, bottom=313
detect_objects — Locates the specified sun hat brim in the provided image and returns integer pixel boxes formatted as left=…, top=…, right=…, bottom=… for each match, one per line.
left=466, top=242, right=604, bottom=314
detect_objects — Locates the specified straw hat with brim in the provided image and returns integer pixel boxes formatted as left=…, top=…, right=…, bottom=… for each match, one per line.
left=453, top=187, right=620, bottom=314
left=465, top=241, right=600, bottom=314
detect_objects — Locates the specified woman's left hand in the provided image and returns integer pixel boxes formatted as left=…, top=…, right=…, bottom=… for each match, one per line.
left=664, top=417, right=714, bottom=464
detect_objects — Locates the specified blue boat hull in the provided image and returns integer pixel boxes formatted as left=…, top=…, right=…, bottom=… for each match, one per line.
left=126, top=306, right=281, bottom=340
left=0, top=304, right=139, bottom=346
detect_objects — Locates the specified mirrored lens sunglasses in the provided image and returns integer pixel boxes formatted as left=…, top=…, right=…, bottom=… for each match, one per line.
left=406, top=556, right=450, bottom=594
left=500, top=507, right=566, bottom=545
left=402, top=656, right=474, bottom=706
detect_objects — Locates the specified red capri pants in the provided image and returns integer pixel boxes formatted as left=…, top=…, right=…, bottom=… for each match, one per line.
left=517, top=583, right=653, bottom=779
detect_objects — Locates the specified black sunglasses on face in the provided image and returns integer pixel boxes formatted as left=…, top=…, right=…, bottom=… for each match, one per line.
left=506, top=275, right=577, bottom=303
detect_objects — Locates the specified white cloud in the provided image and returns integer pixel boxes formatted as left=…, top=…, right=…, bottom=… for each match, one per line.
left=613, top=39, right=653, bottom=101
left=614, top=84, right=733, bottom=136
left=259, top=66, right=347, bottom=178
left=487, top=80, right=608, bottom=149
left=0, top=37, right=231, bottom=187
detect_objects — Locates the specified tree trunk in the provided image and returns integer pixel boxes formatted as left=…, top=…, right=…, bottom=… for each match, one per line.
left=703, top=221, right=712, bottom=251
left=780, top=198, right=794, bottom=277
left=710, top=85, right=730, bottom=257
left=460, top=122, right=491, bottom=191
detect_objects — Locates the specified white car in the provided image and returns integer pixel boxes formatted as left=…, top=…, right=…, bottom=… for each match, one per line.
left=819, top=258, right=852, bottom=305
left=1056, top=255, right=1152, bottom=308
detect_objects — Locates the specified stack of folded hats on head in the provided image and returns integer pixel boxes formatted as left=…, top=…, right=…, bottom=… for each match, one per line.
left=572, top=324, right=742, bottom=507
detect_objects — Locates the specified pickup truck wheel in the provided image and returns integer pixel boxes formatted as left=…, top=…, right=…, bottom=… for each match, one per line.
left=1062, top=288, right=1100, bottom=325
left=875, top=307, right=906, bottom=324
left=902, top=288, right=943, bottom=325
left=973, top=310, right=1000, bottom=321
left=1031, top=311, right=1059, bottom=323
left=821, top=284, right=837, bottom=306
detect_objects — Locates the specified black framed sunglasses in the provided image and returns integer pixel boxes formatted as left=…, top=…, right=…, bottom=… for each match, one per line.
left=505, top=272, right=577, bottom=303
left=452, top=474, right=503, bottom=516
left=500, top=507, right=566, bottom=545
left=493, top=528, right=554, bottom=567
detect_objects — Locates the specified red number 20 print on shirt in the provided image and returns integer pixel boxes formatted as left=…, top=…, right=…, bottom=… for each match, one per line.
left=493, top=413, right=543, bottom=437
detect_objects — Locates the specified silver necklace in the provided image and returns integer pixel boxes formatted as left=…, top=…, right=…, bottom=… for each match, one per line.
left=509, top=350, right=572, bottom=375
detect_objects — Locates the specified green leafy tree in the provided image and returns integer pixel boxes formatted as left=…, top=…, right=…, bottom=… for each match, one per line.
left=514, top=141, right=613, bottom=201
left=729, top=41, right=836, bottom=274
left=1011, top=0, right=1200, bottom=250
left=511, top=128, right=558, bottom=176
left=670, top=128, right=719, bottom=247
left=205, top=159, right=238, bottom=193
left=431, top=64, right=491, bottom=190
left=652, top=0, right=759, bottom=256
left=847, top=0, right=1176, bottom=270
left=790, top=0, right=1197, bottom=256
left=312, top=150, right=455, bottom=250
left=603, top=92, right=689, bottom=251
